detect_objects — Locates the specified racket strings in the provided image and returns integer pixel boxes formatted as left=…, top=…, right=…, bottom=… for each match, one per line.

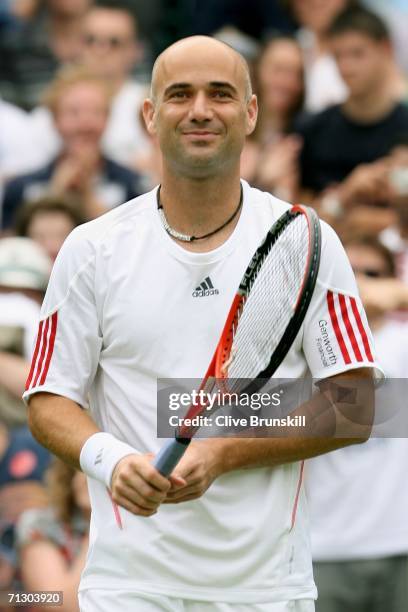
left=226, top=216, right=309, bottom=386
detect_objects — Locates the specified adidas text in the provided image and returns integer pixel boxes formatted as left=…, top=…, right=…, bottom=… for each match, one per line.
left=193, top=276, right=219, bottom=298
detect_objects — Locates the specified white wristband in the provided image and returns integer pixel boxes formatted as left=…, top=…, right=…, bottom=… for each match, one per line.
left=79, top=432, right=138, bottom=489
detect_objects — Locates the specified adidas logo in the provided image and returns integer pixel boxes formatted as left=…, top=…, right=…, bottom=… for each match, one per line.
left=94, top=449, right=104, bottom=465
left=192, top=276, right=219, bottom=298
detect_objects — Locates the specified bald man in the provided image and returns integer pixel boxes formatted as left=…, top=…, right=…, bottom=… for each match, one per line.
left=24, top=36, right=378, bottom=611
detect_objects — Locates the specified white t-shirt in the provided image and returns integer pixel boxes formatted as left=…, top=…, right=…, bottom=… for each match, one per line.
left=23, top=181, right=379, bottom=602
left=306, top=319, right=408, bottom=561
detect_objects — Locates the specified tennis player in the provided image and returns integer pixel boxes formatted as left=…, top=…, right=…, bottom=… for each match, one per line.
left=25, top=36, right=381, bottom=611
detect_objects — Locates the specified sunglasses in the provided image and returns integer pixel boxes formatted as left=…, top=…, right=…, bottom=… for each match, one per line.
left=83, top=34, right=130, bottom=49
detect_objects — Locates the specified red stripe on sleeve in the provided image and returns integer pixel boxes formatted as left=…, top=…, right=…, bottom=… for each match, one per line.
left=39, top=312, right=58, bottom=385
left=25, top=320, right=44, bottom=390
left=338, top=294, right=363, bottom=362
left=32, top=316, right=50, bottom=388
left=349, top=297, right=374, bottom=362
left=327, top=291, right=351, bottom=364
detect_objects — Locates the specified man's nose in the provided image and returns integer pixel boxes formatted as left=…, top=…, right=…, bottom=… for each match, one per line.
left=189, top=92, right=213, bottom=122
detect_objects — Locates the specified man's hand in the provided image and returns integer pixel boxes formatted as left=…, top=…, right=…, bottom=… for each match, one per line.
left=111, top=453, right=185, bottom=517
left=164, top=440, right=224, bottom=504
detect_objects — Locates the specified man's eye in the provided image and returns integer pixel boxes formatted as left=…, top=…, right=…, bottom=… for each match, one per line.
left=213, top=91, right=228, bottom=97
left=171, top=91, right=188, bottom=99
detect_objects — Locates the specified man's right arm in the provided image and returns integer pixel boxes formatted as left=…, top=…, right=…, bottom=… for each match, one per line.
left=27, top=392, right=99, bottom=470
left=25, top=229, right=183, bottom=516
left=28, top=392, right=180, bottom=516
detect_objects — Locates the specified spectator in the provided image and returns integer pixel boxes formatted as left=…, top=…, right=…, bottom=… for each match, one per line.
left=17, top=458, right=90, bottom=612
left=31, top=1, right=151, bottom=171
left=306, top=236, right=408, bottom=612
left=80, top=1, right=150, bottom=167
left=380, top=138, right=408, bottom=284
left=15, top=196, right=85, bottom=261
left=0, top=97, right=40, bottom=221
left=0, top=0, right=93, bottom=110
left=0, top=424, right=50, bottom=526
left=1, top=65, right=142, bottom=230
left=0, top=263, right=52, bottom=594
left=157, top=0, right=297, bottom=49
left=131, top=108, right=162, bottom=191
left=363, top=0, right=408, bottom=78
left=0, top=97, right=39, bottom=180
left=287, top=0, right=352, bottom=112
left=0, top=423, right=49, bottom=598
left=241, top=35, right=304, bottom=200
left=0, top=237, right=52, bottom=428
left=0, top=0, right=40, bottom=36
left=343, top=235, right=408, bottom=316
left=319, top=136, right=408, bottom=232
left=296, top=6, right=408, bottom=197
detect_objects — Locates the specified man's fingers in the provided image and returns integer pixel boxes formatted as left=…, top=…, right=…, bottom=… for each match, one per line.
left=137, top=462, right=172, bottom=492
left=168, top=474, right=187, bottom=489
left=135, top=478, right=169, bottom=503
left=112, top=493, right=158, bottom=517
left=164, top=491, right=201, bottom=504
left=115, top=468, right=169, bottom=503
left=165, top=482, right=203, bottom=501
left=168, top=455, right=201, bottom=481
left=114, top=482, right=165, bottom=510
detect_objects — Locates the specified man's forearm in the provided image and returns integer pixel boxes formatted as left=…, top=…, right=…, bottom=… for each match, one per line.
left=208, top=435, right=359, bottom=475
left=28, top=392, right=100, bottom=468
left=206, top=369, right=374, bottom=474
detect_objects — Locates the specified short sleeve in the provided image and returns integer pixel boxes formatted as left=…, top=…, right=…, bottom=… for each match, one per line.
left=302, top=222, right=383, bottom=380
left=23, top=227, right=103, bottom=407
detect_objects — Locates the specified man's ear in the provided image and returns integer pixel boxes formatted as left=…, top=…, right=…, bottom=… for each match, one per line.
left=245, top=94, right=258, bottom=137
left=142, top=98, right=157, bottom=136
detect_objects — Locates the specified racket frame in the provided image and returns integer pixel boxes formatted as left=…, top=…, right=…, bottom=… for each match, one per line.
left=154, top=205, right=321, bottom=476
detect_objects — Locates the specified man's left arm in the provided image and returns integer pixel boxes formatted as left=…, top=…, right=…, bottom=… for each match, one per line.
left=165, top=221, right=381, bottom=503
left=165, top=366, right=374, bottom=503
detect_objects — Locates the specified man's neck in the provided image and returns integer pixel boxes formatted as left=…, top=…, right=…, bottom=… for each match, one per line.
left=342, top=79, right=397, bottom=123
left=159, top=170, right=243, bottom=253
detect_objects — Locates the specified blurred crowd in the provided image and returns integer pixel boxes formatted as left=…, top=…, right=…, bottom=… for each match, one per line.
left=0, top=1, right=407, bottom=610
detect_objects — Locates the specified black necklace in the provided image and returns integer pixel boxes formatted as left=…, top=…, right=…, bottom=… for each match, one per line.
left=157, top=184, right=243, bottom=242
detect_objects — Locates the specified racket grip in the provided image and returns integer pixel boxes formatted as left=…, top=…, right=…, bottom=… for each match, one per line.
left=154, top=438, right=191, bottom=477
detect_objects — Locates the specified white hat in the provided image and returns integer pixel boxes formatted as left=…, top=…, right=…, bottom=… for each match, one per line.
left=0, top=237, right=52, bottom=291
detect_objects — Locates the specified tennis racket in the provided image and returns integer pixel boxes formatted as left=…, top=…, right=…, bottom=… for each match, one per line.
left=154, top=204, right=321, bottom=476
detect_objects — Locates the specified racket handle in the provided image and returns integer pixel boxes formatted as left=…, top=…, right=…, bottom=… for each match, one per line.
left=154, top=438, right=191, bottom=477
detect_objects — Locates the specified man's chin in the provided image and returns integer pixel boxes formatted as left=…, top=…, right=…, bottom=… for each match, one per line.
left=173, top=155, right=224, bottom=178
